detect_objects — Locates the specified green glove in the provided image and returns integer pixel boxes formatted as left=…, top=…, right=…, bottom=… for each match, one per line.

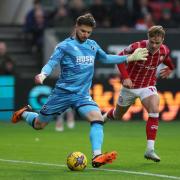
left=127, top=48, right=148, bottom=62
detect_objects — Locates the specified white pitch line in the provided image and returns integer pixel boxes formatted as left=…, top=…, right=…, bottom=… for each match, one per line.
left=0, top=158, right=180, bottom=180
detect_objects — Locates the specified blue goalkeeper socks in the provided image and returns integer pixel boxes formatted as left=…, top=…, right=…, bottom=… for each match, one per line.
left=22, top=111, right=38, bottom=127
left=90, top=121, right=104, bottom=157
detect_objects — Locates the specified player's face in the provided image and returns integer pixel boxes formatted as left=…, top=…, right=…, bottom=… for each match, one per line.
left=75, top=25, right=93, bottom=42
left=148, top=35, right=164, bottom=53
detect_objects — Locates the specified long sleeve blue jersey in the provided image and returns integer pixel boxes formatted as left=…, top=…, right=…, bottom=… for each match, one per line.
left=41, top=37, right=128, bottom=95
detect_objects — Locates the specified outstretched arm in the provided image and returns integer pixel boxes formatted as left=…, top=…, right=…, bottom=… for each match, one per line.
left=97, top=47, right=148, bottom=64
left=35, top=47, right=64, bottom=84
left=116, top=45, right=137, bottom=88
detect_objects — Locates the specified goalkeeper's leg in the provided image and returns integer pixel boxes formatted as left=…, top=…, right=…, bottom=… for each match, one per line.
left=78, top=104, right=118, bottom=168
left=12, top=105, right=48, bottom=129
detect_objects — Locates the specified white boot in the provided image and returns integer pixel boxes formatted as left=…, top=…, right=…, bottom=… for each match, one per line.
left=144, top=149, right=160, bottom=162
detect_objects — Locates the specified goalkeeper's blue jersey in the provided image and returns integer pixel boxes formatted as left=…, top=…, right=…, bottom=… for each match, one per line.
left=41, top=37, right=127, bottom=95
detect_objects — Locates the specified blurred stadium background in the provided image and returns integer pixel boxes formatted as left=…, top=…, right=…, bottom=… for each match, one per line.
left=0, top=0, right=179, bottom=121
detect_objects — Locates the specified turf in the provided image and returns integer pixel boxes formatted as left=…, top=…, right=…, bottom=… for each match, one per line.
left=0, top=120, right=180, bottom=180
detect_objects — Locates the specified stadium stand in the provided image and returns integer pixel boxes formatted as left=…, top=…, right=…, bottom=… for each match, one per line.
left=0, top=25, right=40, bottom=78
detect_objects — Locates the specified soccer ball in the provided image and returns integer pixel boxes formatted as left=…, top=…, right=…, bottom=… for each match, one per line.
left=67, top=151, right=87, bottom=171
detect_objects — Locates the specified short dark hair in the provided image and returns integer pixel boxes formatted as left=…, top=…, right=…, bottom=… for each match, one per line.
left=76, top=13, right=96, bottom=28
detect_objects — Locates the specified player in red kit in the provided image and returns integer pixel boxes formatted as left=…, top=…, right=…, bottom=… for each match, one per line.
left=103, top=26, right=175, bottom=162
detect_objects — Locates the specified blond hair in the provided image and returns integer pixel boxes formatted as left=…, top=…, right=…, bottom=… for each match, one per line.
left=148, top=26, right=165, bottom=38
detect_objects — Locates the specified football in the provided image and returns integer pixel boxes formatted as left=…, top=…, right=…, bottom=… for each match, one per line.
left=67, top=151, right=87, bottom=171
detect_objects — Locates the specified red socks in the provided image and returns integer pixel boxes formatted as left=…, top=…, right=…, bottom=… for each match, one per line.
left=146, top=117, right=159, bottom=140
left=107, top=108, right=114, bottom=119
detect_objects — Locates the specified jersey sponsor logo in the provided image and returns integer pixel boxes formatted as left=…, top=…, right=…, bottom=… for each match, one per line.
left=145, top=66, right=156, bottom=70
left=137, top=63, right=156, bottom=70
left=151, top=125, right=158, bottom=130
left=76, top=56, right=95, bottom=64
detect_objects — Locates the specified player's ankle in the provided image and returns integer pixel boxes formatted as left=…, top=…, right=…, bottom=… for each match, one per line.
left=93, top=150, right=102, bottom=158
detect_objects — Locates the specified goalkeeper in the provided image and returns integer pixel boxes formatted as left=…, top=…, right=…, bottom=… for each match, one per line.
left=12, top=13, right=148, bottom=168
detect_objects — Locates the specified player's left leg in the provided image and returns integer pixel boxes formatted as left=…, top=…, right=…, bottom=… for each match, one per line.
left=12, top=105, right=33, bottom=123
left=103, top=104, right=130, bottom=122
left=12, top=88, right=70, bottom=130
left=103, top=87, right=135, bottom=122
left=141, top=87, right=160, bottom=162
left=11, top=105, right=48, bottom=129
left=77, top=104, right=117, bottom=168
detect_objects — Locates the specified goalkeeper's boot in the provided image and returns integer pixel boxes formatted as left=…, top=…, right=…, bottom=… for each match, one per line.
left=144, top=150, right=160, bottom=162
left=92, top=151, right=117, bottom=168
left=12, top=105, right=32, bottom=123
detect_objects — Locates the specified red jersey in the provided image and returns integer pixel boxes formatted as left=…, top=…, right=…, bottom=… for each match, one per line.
left=117, top=40, right=174, bottom=88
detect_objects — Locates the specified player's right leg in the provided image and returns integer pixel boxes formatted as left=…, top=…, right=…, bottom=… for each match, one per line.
left=140, top=86, right=160, bottom=162
left=92, top=151, right=118, bottom=168
left=77, top=102, right=117, bottom=168
left=144, top=149, right=160, bottom=162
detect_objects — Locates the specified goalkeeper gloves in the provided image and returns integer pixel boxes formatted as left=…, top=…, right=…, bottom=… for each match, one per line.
left=35, top=73, right=47, bottom=84
left=127, top=48, right=148, bottom=62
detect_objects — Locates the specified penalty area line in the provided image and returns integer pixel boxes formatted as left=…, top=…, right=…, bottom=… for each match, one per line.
left=0, top=158, right=180, bottom=180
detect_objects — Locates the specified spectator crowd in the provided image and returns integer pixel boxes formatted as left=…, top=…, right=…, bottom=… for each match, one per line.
left=23, top=0, right=180, bottom=52
left=1, top=0, right=179, bottom=76
left=25, top=0, right=180, bottom=29
left=24, top=0, right=180, bottom=50
left=0, top=42, right=15, bottom=75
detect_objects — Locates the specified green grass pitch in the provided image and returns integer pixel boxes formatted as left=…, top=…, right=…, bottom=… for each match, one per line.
left=0, top=120, right=180, bottom=180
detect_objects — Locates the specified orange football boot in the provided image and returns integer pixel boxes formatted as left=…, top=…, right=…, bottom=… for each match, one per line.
left=12, top=105, right=32, bottom=123
left=92, top=151, right=117, bottom=168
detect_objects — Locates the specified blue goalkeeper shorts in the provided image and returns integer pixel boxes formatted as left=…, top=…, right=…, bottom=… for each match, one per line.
left=37, top=88, right=100, bottom=122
